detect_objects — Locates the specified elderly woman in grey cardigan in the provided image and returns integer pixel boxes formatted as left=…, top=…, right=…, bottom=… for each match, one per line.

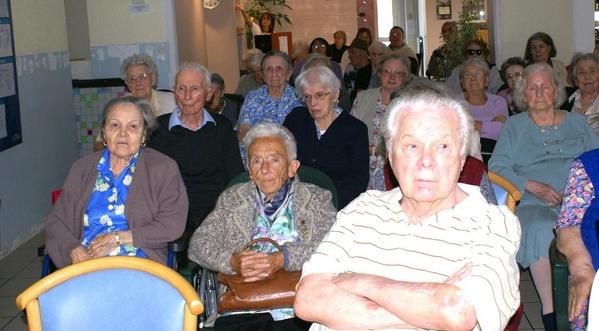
left=188, top=122, right=337, bottom=331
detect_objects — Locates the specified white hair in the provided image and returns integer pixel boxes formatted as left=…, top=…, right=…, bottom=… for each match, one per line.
left=243, top=122, right=298, bottom=161
left=383, top=80, right=473, bottom=159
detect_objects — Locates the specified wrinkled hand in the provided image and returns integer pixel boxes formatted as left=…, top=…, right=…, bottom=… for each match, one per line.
left=568, top=267, right=595, bottom=321
left=87, top=232, right=119, bottom=258
left=70, top=245, right=92, bottom=264
left=526, top=180, right=562, bottom=207
left=230, top=250, right=284, bottom=282
left=491, top=114, right=507, bottom=123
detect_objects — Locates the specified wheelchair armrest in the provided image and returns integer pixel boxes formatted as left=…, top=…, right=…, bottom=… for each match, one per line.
left=169, top=232, right=192, bottom=253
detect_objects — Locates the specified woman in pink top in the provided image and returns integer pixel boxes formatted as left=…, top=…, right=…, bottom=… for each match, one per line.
left=460, top=58, right=509, bottom=163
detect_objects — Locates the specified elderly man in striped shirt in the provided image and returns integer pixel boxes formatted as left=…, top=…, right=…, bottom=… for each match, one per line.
left=294, top=81, right=521, bottom=331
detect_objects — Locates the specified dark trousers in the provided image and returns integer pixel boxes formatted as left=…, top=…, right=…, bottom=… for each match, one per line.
left=214, top=313, right=311, bottom=331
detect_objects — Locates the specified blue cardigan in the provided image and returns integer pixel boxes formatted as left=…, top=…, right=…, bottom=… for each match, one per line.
left=283, top=107, right=369, bottom=208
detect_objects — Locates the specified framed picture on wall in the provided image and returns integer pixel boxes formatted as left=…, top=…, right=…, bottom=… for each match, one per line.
left=436, top=0, right=452, bottom=20
left=0, top=0, right=21, bottom=152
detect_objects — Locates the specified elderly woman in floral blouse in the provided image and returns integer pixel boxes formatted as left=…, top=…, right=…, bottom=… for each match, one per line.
left=45, top=96, right=188, bottom=267
left=556, top=148, right=599, bottom=330
left=237, top=50, right=302, bottom=142
left=351, top=53, right=410, bottom=190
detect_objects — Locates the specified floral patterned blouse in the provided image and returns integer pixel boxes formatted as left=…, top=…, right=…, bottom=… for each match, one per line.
left=556, top=159, right=595, bottom=229
left=366, top=95, right=387, bottom=191
left=81, top=149, right=146, bottom=257
left=238, top=84, right=302, bottom=127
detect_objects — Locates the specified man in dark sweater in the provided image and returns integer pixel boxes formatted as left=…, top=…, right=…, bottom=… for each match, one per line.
left=149, top=63, right=243, bottom=232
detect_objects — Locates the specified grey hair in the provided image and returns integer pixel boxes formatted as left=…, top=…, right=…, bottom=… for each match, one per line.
left=102, top=95, right=157, bottom=139
left=246, top=49, right=265, bottom=71
left=295, top=66, right=341, bottom=96
left=459, top=57, right=490, bottom=79
left=301, top=53, right=332, bottom=72
left=383, top=80, right=473, bottom=159
left=210, top=73, right=225, bottom=91
left=261, top=50, right=292, bottom=72
left=243, top=122, right=298, bottom=161
left=175, top=62, right=211, bottom=88
left=368, top=41, right=391, bottom=56
left=568, top=52, right=599, bottom=84
left=378, top=53, right=412, bottom=81
left=513, top=63, right=566, bottom=111
left=120, top=54, right=158, bottom=85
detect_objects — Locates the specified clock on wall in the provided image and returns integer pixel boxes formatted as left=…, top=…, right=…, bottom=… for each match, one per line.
left=203, top=0, right=222, bottom=9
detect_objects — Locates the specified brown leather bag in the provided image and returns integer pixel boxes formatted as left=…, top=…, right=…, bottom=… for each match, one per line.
left=217, top=237, right=301, bottom=313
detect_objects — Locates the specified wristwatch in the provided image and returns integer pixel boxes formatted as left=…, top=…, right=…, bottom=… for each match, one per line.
left=114, top=232, right=121, bottom=245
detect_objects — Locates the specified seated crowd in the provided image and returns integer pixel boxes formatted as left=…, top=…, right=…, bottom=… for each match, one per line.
left=43, top=25, right=599, bottom=331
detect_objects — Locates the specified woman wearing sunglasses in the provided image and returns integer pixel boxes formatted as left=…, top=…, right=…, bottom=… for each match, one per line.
left=447, top=39, right=503, bottom=96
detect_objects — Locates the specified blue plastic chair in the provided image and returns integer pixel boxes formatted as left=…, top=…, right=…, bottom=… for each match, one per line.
left=17, top=256, right=203, bottom=331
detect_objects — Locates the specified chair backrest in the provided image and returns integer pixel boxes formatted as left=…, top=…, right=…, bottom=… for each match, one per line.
left=488, top=171, right=521, bottom=213
left=226, top=165, right=339, bottom=209
left=17, top=256, right=203, bottom=331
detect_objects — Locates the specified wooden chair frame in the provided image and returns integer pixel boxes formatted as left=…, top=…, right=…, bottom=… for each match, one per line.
left=16, top=256, right=204, bottom=331
left=488, top=171, right=522, bottom=213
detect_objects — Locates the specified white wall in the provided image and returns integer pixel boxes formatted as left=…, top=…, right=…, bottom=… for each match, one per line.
left=0, top=0, right=76, bottom=257
left=86, top=0, right=178, bottom=88
left=492, top=0, right=577, bottom=66
left=87, top=0, right=167, bottom=45
left=282, top=1, right=357, bottom=46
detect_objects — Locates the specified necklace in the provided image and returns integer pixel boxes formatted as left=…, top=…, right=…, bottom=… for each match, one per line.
left=530, top=111, right=558, bottom=134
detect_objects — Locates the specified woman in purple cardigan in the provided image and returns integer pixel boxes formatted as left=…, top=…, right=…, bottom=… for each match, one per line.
left=459, top=57, right=509, bottom=163
left=45, top=96, right=188, bottom=268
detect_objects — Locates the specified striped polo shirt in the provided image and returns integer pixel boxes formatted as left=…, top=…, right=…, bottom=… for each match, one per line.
left=302, top=184, right=521, bottom=331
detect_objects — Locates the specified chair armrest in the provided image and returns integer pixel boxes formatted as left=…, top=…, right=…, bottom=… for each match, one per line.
left=169, top=231, right=192, bottom=253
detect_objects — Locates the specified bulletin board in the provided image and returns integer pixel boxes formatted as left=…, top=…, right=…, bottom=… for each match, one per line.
left=0, top=0, right=20, bottom=152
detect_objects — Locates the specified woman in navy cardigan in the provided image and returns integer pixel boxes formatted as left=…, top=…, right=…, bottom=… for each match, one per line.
left=284, top=66, right=369, bottom=208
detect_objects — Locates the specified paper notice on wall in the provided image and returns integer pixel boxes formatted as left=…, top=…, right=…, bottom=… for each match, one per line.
left=0, top=0, right=8, bottom=18
left=0, top=63, right=15, bottom=98
left=129, top=4, right=151, bottom=14
left=0, top=104, right=6, bottom=139
left=0, top=24, right=12, bottom=58
left=278, top=36, right=288, bottom=54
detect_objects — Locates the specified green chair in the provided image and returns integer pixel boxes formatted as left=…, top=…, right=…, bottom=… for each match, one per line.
left=549, top=239, right=570, bottom=331
left=226, top=165, right=339, bottom=209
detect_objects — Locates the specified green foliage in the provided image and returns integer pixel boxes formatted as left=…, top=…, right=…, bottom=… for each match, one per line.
left=245, top=0, right=292, bottom=27
left=433, top=0, right=484, bottom=79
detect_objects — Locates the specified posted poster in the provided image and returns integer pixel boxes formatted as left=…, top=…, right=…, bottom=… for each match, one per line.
left=0, top=62, right=15, bottom=98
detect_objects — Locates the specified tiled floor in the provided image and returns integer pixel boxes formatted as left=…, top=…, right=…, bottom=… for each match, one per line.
left=0, top=232, right=545, bottom=330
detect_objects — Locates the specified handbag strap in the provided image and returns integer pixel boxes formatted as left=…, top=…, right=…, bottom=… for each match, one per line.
left=242, top=237, right=282, bottom=251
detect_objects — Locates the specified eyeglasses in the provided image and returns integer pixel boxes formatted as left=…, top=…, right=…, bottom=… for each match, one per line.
left=506, top=72, right=522, bottom=80
left=311, top=44, right=327, bottom=49
left=466, top=49, right=484, bottom=56
left=301, top=91, right=331, bottom=104
left=381, top=69, right=406, bottom=78
left=127, top=73, right=150, bottom=83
